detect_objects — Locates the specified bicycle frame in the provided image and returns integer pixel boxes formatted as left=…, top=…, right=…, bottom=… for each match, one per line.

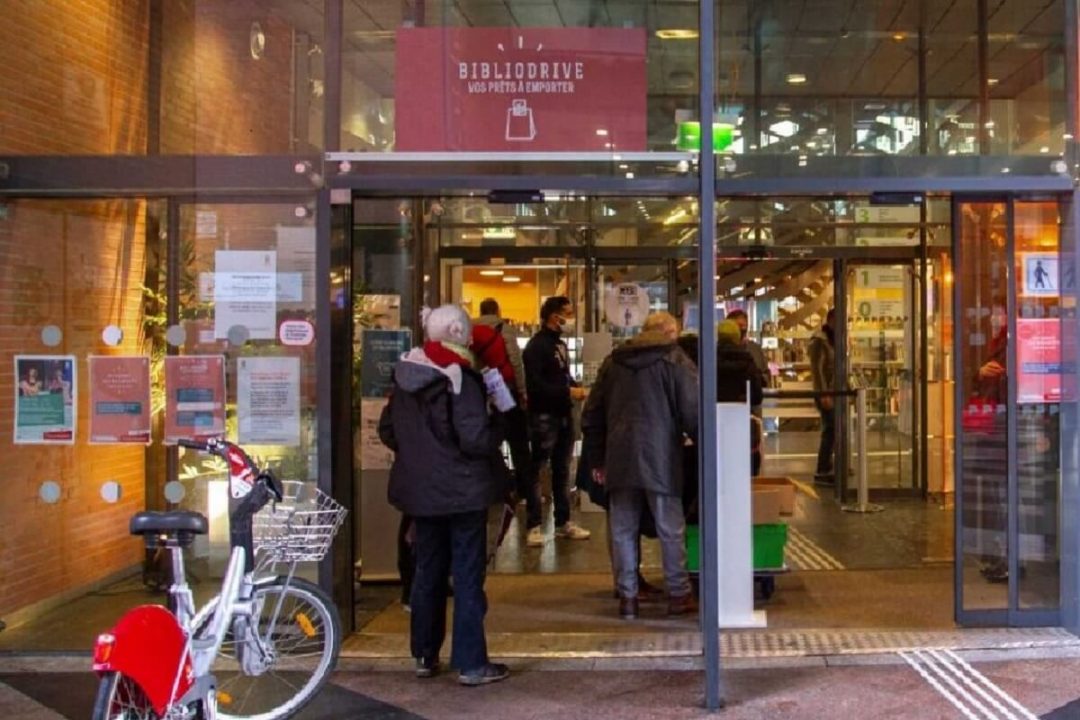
left=94, top=439, right=285, bottom=717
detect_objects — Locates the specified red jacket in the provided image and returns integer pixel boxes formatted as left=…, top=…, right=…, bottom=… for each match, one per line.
left=471, top=323, right=518, bottom=394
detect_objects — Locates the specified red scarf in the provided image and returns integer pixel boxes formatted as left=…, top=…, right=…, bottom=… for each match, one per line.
left=423, top=341, right=472, bottom=369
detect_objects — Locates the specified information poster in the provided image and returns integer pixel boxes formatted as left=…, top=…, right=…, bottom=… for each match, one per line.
left=14, top=355, right=76, bottom=444
left=1020, top=253, right=1059, bottom=297
left=237, top=356, right=301, bottom=446
left=213, top=250, right=277, bottom=340
left=360, top=329, right=411, bottom=398
left=1017, top=318, right=1062, bottom=403
left=359, top=398, right=394, bottom=470
left=603, top=283, right=650, bottom=329
left=164, top=355, right=226, bottom=443
left=89, top=356, right=151, bottom=444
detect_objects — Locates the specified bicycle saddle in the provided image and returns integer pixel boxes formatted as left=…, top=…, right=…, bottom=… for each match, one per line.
left=130, top=511, right=209, bottom=537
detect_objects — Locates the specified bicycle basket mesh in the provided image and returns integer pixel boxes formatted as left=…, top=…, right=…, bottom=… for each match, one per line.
left=253, top=481, right=347, bottom=563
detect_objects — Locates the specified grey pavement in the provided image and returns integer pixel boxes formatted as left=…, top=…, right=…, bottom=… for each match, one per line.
left=3, top=656, right=1080, bottom=719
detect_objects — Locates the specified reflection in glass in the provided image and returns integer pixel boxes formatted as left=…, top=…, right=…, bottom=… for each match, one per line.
left=957, top=202, right=1009, bottom=610
left=1014, top=201, right=1062, bottom=610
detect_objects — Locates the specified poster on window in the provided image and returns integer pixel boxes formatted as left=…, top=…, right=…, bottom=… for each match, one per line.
left=360, top=329, right=412, bottom=398
left=213, top=250, right=277, bottom=340
left=396, top=27, right=647, bottom=151
left=604, top=283, right=651, bottom=329
left=1017, top=318, right=1063, bottom=403
left=164, top=355, right=226, bottom=443
left=13, top=355, right=76, bottom=444
left=88, top=356, right=151, bottom=444
left=359, top=398, right=394, bottom=470
left=1020, top=253, right=1059, bottom=297
left=237, top=356, right=301, bottom=446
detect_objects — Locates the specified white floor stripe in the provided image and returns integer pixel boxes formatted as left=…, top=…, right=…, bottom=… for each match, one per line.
left=900, top=651, right=983, bottom=720
left=787, top=528, right=846, bottom=570
left=927, top=650, right=1019, bottom=720
left=901, top=649, right=1039, bottom=720
left=941, top=650, right=1039, bottom=720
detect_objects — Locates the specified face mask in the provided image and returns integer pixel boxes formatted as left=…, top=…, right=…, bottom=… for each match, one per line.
left=558, top=316, right=576, bottom=334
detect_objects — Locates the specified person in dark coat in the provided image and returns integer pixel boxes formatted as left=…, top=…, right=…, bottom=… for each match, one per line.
left=717, top=319, right=765, bottom=476
left=379, top=304, right=509, bottom=687
left=582, top=312, right=699, bottom=619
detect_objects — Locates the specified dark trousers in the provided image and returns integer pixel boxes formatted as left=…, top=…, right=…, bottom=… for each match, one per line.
left=815, top=400, right=836, bottom=476
left=523, top=412, right=573, bottom=529
left=397, top=515, right=414, bottom=604
left=410, top=511, right=489, bottom=672
left=503, top=405, right=532, bottom=488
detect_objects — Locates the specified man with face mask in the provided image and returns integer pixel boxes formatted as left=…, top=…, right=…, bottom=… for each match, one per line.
left=521, top=296, right=591, bottom=547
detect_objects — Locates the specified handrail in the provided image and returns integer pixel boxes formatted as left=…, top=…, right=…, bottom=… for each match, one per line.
left=762, top=389, right=855, bottom=400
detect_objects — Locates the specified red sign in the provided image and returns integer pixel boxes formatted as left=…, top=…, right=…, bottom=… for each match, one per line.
left=164, top=355, right=226, bottom=444
left=395, top=28, right=647, bottom=152
left=89, top=356, right=152, bottom=444
left=1017, top=318, right=1062, bottom=403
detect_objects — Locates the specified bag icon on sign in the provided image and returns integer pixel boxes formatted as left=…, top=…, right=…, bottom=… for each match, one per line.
left=505, top=99, right=537, bottom=142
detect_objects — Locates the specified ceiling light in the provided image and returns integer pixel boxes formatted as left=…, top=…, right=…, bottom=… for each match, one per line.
left=619, top=163, right=629, bottom=170
left=480, top=270, right=505, bottom=277
left=503, top=276, right=522, bottom=283
left=816, top=128, right=828, bottom=135
left=786, top=73, right=807, bottom=85
left=892, top=33, right=906, bottom=41
left=596, top=128, right=609, bottom=137
left=656, top=29, right=699, bottom=40
left=987, top=78, right=999, bottom=86
left=1040, top=146, right=1050, bottom=153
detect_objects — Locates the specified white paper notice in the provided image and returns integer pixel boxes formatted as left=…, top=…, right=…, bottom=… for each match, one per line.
left=214, top=250, right=277, bottom=340
left=360, top=398, right=394, bottom=470
left=237, top=356, right=301, bottom=446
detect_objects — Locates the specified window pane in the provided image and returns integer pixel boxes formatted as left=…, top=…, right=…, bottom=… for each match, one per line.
left=957, top=201, right=1009, bottom=610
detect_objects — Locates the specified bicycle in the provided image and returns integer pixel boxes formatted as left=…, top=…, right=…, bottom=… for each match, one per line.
left=91, top=437, right=347, bottom=720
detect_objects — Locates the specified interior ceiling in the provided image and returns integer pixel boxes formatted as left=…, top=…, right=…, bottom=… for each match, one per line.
left=318, top=0, right=1063, bottom=102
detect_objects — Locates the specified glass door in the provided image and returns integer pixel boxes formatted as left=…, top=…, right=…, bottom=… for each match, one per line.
left=953, top=197, right=1063, bottom=625
left=845, top=262, right=918, bottom=491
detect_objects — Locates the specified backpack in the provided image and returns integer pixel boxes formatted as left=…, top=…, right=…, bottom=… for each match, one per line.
left=471, top=322, right=517, bottom=390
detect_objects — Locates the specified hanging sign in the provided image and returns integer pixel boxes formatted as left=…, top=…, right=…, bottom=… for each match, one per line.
left=395, top=27, right=647, bottom=151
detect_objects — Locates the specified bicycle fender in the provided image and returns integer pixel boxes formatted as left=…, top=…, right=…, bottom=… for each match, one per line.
left=92, top=604, right=194, bottom=716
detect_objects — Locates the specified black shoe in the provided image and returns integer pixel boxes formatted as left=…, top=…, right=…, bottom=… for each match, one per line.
left=619, top=597, right=639, bottom=620
left=813, top=473, right=835, bottom=486
left=415, top=657, right=440, bottom=678
left=458, top=662, right=510, bottom=686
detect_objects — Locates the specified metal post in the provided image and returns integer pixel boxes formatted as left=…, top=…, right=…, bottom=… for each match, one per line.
left=699, top=0, right=724, bottom=711
left=843, top=388, right=885, bottom=513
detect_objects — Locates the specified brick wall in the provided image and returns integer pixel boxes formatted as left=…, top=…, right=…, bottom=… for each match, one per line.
left=0, top=200, right=149, bottom=618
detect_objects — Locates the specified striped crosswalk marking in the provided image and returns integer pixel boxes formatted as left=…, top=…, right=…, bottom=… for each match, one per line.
left=900, top=649, right=1038, bottom=720
left=785, top=526, right=845, bottom=570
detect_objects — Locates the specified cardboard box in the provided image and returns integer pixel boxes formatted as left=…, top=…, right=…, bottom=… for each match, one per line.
left=753, top=476, right=796, bottom=515
left=752, top=487, right=782, bottom=525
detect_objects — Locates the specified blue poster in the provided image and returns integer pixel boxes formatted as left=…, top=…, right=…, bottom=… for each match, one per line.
left=360, top=329, right=411, bottom=398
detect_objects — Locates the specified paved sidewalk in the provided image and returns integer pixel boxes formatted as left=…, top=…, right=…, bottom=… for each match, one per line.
left=2, top=655, right=1078, bottom=719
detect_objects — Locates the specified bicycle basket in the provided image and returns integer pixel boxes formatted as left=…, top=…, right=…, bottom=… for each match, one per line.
left=253, top=481, right=347, bottom=563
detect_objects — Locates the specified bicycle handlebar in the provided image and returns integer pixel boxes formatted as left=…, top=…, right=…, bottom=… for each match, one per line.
left=178, top=437, right=283, bottom=502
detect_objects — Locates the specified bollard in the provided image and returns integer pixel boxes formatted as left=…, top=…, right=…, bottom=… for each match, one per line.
left=843, top=388, right=885, bottom=514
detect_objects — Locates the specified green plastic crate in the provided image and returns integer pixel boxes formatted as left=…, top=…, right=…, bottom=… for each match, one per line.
left=685, top=523, right=788, bottom=573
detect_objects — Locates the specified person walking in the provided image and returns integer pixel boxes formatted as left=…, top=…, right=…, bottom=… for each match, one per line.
left=521, top=296, right=591, bottom=547
left=472, top=298, right=531, bottom=493
left=379, top=304, right=510, bottom=686
left=582, top=312, right=699, bottom=619
left=808, top=308, right=837, bottom=484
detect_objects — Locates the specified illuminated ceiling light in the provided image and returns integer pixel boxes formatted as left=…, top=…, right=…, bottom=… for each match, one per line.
left=502, top=276, right=522, bottom=283
left=987, top=78, right=999, bottom=86
left=1040, top=146, right=1050, bottom=153
left=619, top=163, right=629, bottom=169
left=786, top=73, right=807, bottom=85
left=817, top=128, right=828, bottom=135
left=480, top=269, right=505, bottom=277
left=892, top=32, right=906, bottom=41
left=656, top=29, right=699, bottom=40
left=596, top=128, right=609, bottom=137
left=625, top=172, right=635, bottom=179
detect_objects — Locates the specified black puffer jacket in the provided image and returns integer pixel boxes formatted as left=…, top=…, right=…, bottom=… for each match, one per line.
left=581, top=332, right=699, bottom=497
left=716, top=343, right=764, bottom=406
left=379, top=349, right=504, bottom=518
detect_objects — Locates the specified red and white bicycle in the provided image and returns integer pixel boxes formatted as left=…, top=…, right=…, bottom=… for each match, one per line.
left=91, top=438, right=347, bottom=720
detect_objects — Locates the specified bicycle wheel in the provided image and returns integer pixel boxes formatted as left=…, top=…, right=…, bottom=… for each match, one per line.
left=91, top=672, right=159, bottom=720
left=212, top=577, right=341, bottom=720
